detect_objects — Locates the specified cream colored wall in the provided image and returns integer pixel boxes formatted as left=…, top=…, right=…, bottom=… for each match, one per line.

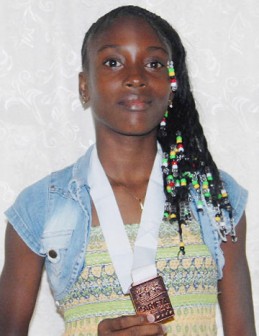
left=0, top=1, right=258, bottom=335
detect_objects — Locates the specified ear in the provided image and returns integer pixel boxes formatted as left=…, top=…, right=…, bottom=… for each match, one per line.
left=79, top=71, right=90, bottom=107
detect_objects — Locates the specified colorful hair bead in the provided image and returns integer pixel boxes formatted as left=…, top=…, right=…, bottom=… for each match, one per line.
left=192, top=179, right=200, bottom=190
left=159, top=110, right=169, bottom=137
left=170, top=213, right=177, bottom=221
left=162, top=153, right=168, bottom=167
left=164, top=211, right=169, bottom=219
left=180, top=178, right=187, bottom=187
left=206, top=172, right=213, bottom=181
left=178, top=241, right=185, bottom=256
left=160, top=118, right=166, bottom=127
left=172, top=161, right=178, bottom=169
left=202, top=180, right=209, bottom=189
left=221, top=189, right=228, bottom=198
left=215, top=213, right=221, bottom=222
left=177, top=143, right=184, bottom=153
left=167, top=60, right=177, bottom=92
left=172, top=161, right=178, bottom=177
left=166, top=185, right=172, bottom=193
left=170, top=147, right=176, bottom=159
left=175, top=179, right=180, bottom=187
left=176, top=134, right=182, bottom=144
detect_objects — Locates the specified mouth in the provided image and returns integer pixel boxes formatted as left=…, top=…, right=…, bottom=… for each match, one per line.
left=118, top=94, right=152, bottom=111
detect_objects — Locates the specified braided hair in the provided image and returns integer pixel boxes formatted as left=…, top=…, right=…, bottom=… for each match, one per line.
left=81, top=5, right=236, bottom=252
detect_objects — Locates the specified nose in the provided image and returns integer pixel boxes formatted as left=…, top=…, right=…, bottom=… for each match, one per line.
left=124, top=65, right=147, bottom=88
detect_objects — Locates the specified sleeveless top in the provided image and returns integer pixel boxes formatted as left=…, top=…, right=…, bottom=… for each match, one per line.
left=58, top=218, right=218, bottom=336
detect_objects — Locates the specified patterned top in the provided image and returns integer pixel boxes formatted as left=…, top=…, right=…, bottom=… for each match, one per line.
left=58, top=219, right=218, bottom=336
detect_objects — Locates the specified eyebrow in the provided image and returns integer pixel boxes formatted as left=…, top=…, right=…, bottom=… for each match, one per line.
left=97, top=44, right=169, bottom=55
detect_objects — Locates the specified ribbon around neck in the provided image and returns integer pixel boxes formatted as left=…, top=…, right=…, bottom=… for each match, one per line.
left=88, top=145, right=165, bottom=294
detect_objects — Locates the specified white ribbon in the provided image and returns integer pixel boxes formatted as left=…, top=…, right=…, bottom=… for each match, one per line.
left=88, top=145, right=165, bottom=294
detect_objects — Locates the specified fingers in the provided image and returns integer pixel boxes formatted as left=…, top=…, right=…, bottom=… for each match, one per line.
left=99, top=314, right=151, bottom=331
left=98, top=314, right=167, bottom=335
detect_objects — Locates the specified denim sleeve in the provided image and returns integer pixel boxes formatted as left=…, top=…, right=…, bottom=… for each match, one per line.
left=4, top=175, right=51, bottom=256
left=191, top=170, right=248, bottom=280
left=219, top=170, right=248, bottom=230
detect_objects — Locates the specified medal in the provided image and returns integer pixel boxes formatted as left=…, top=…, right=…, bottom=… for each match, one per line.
left=130, top=276, right=174, bottom=322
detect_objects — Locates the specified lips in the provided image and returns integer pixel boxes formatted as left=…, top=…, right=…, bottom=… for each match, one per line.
left=118, top=94, right=151, bottom=111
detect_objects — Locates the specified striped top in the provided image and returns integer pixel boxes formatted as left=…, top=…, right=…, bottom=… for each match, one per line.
left=58, top=219, right=218, bottom=335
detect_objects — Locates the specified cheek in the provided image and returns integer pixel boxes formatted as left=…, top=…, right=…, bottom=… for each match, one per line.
left=153, top=83, right=171, bottom=108
left=152, top=78, right=171, bottom=98
left=90, top=76, right=119, bottom=102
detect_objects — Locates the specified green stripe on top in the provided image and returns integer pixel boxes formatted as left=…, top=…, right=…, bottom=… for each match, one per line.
left=86, top=251, right=112, bottom=265
left=157, top=244, right=211, bottom=259
left=64, top=293, right=217, bottom=322
left=64, top=298, right=134, bottom=322
left=86, top=244, right=212, bottom=266
left=172, top=293, right=217, bottom=306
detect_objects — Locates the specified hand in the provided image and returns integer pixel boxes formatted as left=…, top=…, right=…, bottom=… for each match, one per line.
left=98, top=314, right=167, bottom=335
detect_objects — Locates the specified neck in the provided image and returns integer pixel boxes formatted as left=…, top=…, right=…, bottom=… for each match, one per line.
left=96, top=132, right=158, bottom=185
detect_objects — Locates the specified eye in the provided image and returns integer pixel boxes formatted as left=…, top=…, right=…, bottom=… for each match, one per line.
left=146, top=61, right=164, bottom=69
left=104, top=59, right=122, bottom=68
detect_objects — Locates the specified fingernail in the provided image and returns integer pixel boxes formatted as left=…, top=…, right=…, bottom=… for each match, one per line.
left=147, top=314, right=155, bottom=323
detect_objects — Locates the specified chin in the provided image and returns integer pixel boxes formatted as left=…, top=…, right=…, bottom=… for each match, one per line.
left=116, top=127, right=157, bottom=137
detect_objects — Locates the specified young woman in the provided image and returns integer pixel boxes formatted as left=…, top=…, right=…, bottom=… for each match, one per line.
left=0, top=5, right=256, bottom=336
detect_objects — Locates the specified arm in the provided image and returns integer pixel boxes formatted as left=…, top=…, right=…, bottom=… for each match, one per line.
left=0, top=223, right=44, bottom=336
left=218, top=213, right=256, bottom=336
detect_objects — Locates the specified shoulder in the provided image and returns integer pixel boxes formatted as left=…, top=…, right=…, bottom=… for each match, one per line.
left=4, top=162, right=76, bottom=255
left=11, top=163, right=75, bottom=213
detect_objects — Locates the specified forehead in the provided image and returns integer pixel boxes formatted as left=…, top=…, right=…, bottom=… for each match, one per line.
left=88, top=16, right=170, bottom=55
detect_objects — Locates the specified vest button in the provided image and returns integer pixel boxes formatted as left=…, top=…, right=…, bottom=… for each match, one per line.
left=48, top=250, right=57, bottom=258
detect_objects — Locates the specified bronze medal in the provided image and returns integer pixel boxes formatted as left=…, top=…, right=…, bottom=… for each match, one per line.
left=130, top=276, right=174, bottom=322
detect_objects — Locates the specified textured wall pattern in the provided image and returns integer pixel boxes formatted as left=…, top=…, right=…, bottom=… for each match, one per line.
left=0, top=0, right=258, bottom=335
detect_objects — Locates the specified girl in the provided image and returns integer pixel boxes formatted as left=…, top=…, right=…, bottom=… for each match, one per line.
left=0, top=5, right=256, bottom=336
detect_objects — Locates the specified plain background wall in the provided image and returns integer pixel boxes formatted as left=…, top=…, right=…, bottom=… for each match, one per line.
left=0, top=0, right=258, bottom=334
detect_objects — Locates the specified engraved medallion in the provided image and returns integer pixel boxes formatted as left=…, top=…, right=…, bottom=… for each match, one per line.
left=130, top=276, right=174, bottom=322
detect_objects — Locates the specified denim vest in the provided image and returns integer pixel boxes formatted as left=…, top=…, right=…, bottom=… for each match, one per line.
left=5, top=145, right=248, bottom=301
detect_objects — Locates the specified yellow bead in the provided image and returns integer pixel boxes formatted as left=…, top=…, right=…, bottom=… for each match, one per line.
left=221, top=189, right=228, bottom=198
left=181, top=178, right=187, bottom=186
left=176, top=136, right=182, bottom=143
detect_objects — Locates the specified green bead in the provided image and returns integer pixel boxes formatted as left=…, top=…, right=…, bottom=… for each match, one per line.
left=164, top=212, right=169, bottom=218
left=167, top=174, right=173, bottom=181
left=176, top=136, right=182, bottom=144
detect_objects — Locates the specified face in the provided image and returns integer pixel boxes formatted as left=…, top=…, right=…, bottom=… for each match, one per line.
left=79, top=16, right=172, bottom=138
